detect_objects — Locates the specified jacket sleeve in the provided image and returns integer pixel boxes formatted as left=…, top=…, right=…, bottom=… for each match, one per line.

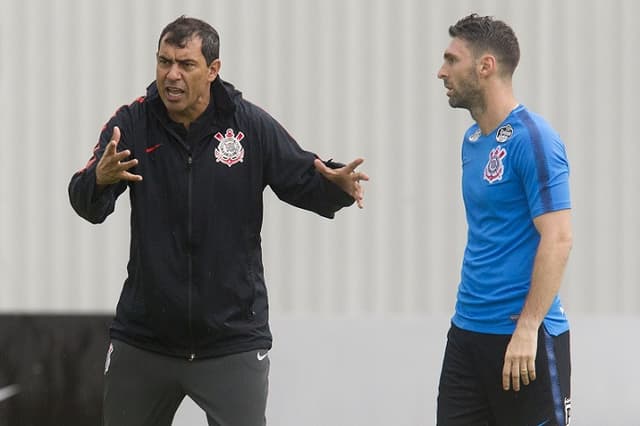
left=257, top=108, right=355, bottom=218
left=68, top=108, right=133, bottom=224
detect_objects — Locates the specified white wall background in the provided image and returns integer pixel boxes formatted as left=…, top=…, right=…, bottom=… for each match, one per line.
left=0, top=0, right=638, bottom=424
left=1, top=0, right=638, bottom=315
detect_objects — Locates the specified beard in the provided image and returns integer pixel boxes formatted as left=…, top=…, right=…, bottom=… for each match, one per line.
left=448, top=70, right=484, bottom=112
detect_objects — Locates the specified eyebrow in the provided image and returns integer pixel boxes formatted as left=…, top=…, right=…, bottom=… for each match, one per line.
left=443, top=52, right=457, bottom=60
left=157, top=55, right=197, bottom=65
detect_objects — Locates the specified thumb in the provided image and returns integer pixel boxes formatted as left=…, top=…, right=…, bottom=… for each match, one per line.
left=314, top=158, right=331, bottom=176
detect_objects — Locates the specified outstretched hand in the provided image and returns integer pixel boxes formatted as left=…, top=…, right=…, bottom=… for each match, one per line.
left=96, top=126, right=143, bottom=187
left=314, top=157, right=369, bottom=208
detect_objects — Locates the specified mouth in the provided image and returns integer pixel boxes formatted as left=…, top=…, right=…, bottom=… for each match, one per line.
left=165, top=86, right=185, bottom=101
left=444, top=84, right=453, bottom=97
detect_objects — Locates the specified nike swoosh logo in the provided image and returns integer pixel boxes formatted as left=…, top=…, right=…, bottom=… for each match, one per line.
left=145, top=143, right=162, bottom=153
left=0, top=384, right=20, bottom=402
left=257, top=351, right=268, bottom=361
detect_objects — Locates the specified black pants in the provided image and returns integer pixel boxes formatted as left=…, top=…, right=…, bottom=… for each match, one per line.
left=103, top=340, right=270, bottom=426
left=437, top=324, right=571, bottom=426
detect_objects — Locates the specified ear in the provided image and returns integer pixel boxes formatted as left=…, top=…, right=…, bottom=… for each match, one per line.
left=208, top=59, right=221, bottom=82
left=478, top=54, right=497, bottom=77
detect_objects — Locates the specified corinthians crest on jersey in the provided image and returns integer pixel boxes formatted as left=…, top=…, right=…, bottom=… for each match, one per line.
left=484, top=146, right=507, bottom=184
left=214, top=128, right=245, bottom=167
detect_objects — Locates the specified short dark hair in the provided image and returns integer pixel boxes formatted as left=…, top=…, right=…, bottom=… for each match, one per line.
left=158, top=16, right=220, bottom=65
left=449, top=14, right=520, bottom=76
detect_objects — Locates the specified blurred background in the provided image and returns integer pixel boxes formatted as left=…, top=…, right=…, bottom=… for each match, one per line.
left=1, top=0, right=638, bottom=424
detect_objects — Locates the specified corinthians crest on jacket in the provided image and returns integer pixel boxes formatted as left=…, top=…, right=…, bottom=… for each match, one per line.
left=214, top=128, right=245, bottom=167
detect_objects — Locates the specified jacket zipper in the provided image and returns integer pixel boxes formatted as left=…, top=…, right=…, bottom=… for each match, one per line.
left=187, top=154, right=195, bottom=361
left=150, top=109, right=199, bottom=362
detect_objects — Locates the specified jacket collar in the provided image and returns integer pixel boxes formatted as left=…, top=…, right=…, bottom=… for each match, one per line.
left=210, top=76, right=236, bottom=115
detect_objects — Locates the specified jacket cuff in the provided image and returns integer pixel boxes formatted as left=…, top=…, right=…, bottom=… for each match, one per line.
left=322, top=159, right=356, bottom=207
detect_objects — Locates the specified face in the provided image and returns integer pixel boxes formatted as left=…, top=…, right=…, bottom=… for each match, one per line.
left=437, top=38, right=483, bottom=111
left=156, top=35, right=220, bottom=125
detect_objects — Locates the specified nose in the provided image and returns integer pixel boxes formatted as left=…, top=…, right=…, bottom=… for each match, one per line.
left=437, top=65, right=446, bottom=80
left=167, top=63, right=182, bottom=81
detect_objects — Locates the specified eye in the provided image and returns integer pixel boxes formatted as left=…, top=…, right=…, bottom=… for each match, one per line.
left=443, top=54, right=457, bottom=65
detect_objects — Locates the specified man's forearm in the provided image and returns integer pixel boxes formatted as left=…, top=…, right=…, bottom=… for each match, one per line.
left=517, top=213, right=573, bottom=332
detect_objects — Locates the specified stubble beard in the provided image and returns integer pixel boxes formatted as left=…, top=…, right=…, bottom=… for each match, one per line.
left=448, top=71, right=485, bottom=119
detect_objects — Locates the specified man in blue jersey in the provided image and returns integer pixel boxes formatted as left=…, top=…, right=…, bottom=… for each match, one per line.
left=436, top=14, right=573, bottom=425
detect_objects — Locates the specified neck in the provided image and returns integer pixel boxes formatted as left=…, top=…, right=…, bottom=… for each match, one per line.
left=169, top=92, right=211, bottom=130
left=471, top=83, right=518, bottom=135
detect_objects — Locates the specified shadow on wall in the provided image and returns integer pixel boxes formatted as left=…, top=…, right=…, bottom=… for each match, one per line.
left=0, top=315, right=111, bottom=426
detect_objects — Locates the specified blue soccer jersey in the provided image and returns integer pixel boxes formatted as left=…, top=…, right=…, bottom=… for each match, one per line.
left=452, top=104, right=571, bottom=336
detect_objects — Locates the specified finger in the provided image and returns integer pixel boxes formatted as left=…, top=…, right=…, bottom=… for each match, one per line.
left=502, top=362, right=511, bottom=391
left=527, top=359, right=536, bottom=382
left=354, top=183, right=364, bottom=209
left=104, top=127, right=121, bottom=156
left=511, top=362, right=521, bottom=392
left=118, top=158, right=139, bottom=171
left=355, top=171, right=370, bottom=182
left=103, top=126, right=122, bottom=158
left=113, top=149, right=133, bottom=162
left=120, top=171, right=143, bottom=182
left=345, top=157, right=364, bottom=173
left=521, top=366, right=530, bottom=386
left=111, top=126, right=121, bottom=144
left=103, top=140, right=118, bottom=158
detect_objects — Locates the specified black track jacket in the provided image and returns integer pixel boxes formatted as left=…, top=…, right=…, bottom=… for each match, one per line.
left=69, top=77, right=354, bottom=359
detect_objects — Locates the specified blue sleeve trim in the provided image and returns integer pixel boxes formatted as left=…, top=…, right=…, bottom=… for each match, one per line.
left=517, top=110, right=553, bottom=212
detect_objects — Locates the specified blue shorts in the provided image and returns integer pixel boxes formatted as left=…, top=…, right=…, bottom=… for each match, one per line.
left=437, top=324, right=571, bottom=426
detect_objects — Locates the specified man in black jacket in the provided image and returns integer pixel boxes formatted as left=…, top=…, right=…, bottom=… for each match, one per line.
left=69, top=16, right=368, bottom=426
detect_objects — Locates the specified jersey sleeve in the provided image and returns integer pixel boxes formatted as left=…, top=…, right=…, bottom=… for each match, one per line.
left=513, top=124, right=571, bottom=219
